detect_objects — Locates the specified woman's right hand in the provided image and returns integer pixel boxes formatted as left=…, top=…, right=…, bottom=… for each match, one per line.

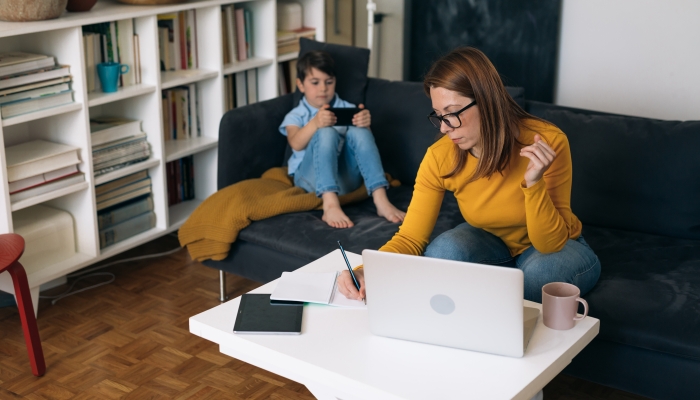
left=313, top=104, right=337, bottom=129
left=337, top=268, right=365, bottom=301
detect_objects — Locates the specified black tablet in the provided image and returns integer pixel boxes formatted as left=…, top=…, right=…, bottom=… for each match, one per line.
left=328, top=107, right=362, bottom=126
left=233, top=294, right=303, bottom=335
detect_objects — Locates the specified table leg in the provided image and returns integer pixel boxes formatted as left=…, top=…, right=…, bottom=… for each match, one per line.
left=305, top=383, right=341, bottom=400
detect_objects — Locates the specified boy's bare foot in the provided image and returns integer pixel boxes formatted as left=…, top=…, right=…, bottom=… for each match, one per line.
left=372, top=187, right=406, bottom=223
left=322, top=192, right=354, bottom=228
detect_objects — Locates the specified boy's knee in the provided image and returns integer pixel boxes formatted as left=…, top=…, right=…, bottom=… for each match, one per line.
left=310, top=127, right=341, bottom=147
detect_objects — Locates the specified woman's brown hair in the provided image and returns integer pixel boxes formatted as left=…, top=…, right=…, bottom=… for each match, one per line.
left=423, top=47, right=542, bottom=181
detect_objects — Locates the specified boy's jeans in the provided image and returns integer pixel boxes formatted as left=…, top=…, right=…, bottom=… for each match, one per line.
left=424, top=222, right=601, bottom=303
left=293, top=126, right=389, bottom=197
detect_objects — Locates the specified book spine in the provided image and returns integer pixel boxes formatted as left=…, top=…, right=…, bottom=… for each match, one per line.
left=98, top=195, right=154, bottom=230
left=244, top=9, right=252, bottom=59
left=100, top=211, right=156, bottom=248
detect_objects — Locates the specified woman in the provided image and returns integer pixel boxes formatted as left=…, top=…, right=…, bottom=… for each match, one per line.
left=338, top=47, right=600, bottom=303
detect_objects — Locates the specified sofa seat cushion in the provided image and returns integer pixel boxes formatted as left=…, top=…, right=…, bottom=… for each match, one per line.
left=582, top=225, right=700, bottom=360
left=238, top=185, right=465, bottom=262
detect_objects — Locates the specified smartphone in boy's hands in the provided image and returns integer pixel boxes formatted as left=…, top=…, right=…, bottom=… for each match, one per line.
left=328, top=107, right=363, bottom=126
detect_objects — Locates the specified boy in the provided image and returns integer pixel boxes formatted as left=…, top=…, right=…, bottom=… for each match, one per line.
left=279, top=50, right=405, bottom=228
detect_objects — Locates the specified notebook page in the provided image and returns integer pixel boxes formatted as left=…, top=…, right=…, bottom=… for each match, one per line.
left=270, top=271, right=337, bottom=304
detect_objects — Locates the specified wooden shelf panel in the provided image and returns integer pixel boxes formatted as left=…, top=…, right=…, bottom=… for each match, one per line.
left=161, top=69, right=218, bottom=90
left=10, top=181, right=90, bottom=212
left=277, top=52, right=299, bottom=63
left=94, top=158, right=161, bottom=186
left=88, top=84, right=157, bottom=107
left=1, top=102, right=82, bottom=127
left=168, top=199, right=203, bottom=231
left=164, top=136, right=218, bottom=162
left=223, top=57, right=275, bottom=75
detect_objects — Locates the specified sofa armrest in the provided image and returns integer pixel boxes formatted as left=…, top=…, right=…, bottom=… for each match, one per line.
left=217, top=94, right=294, bottom=190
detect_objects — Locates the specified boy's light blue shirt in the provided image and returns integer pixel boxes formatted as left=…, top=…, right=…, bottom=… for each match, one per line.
left=279, top=94, right=355, bottom=175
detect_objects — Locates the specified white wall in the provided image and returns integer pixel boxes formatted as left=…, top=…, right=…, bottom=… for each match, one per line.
left=355, top=0, right=404, bottom=81
left=556, top=0, right=700, bottom=121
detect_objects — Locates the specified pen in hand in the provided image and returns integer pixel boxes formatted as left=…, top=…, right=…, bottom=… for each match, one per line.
left=337, top=241, right=365, bottom=303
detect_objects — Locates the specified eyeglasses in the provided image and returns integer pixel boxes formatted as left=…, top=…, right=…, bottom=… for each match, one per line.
left=427, top=100, right=477, bottom=129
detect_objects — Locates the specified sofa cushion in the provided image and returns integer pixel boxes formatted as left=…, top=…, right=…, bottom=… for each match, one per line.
left=366, top=78, right=527, bottom=186
left=581, top=225, right=700, bottom=360
left=538, top=108, right=700, bottom=240
left=238, top=185, right=465, bottom=261
left=293, top=38, right=370, bottom=107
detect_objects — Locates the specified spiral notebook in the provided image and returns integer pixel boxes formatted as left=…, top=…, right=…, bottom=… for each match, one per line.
left=270, top=271, right=366, bottom=309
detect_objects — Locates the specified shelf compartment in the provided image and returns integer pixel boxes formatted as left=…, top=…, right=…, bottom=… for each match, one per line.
left=164, top=136, right=217, bottom=162
left=0, top=252, right=95, bottom=293
left=223, top=57, right=275, bottom=75
left=161, top=69, right=218, bottom=90
left=99, top=226, right=166, bottom=258
left=277, top=52, right=299, bottom=63
left=94, top=158, right=161, bottom=186
left=87, top=83, right=157, bottom=107
left=11, top=181, right=90, bottom=212
left=168, top=199, right=202, bottom=231
left=1, top=102, right=82, bottom=127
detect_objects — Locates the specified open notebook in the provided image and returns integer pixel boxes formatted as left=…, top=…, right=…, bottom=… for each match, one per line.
left=270, top=271, right=366, bottom=309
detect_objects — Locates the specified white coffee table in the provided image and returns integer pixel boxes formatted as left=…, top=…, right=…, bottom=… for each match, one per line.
left=190, top=250, right=599, bottom=400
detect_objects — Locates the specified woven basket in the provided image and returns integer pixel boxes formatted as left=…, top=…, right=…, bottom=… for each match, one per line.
left=118, top=0, right=186, bottom=5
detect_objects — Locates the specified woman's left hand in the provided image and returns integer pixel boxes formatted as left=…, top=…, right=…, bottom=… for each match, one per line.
left=520, top=134, right=556, bottom=188
left=352, top=104, right=371, bottom=128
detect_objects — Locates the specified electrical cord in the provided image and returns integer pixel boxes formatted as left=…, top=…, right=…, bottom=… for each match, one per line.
left=39, top=239, right=183, bottom=305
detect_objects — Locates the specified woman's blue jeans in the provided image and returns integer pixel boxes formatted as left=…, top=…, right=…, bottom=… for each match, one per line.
left=294, top=126, right=389, bottom=196
left=424, top=223, right=601, bottom=303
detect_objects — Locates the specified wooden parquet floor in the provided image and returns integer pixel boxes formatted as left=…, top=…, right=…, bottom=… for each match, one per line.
left=0, top=234, right=649, bottom=400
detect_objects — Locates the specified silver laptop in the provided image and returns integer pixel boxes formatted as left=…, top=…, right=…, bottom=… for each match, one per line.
left=362, top=250, right=539, bottom=358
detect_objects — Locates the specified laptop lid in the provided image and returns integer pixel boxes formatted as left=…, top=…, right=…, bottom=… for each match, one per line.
left=363, top=250, right=530, bottom=358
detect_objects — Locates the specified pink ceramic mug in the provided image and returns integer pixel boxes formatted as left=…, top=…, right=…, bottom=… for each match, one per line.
left=542, top=282, right=589, bottom=330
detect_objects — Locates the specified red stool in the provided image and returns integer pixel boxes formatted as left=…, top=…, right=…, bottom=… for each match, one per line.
left=0, top=233, right=45, bottom=376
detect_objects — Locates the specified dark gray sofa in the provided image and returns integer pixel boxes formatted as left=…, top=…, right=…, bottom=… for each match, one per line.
left=203, top=65, right=700, bottom=399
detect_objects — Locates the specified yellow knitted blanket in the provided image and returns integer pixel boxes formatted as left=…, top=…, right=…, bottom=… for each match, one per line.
left=179, top=167, right=397, bottom=262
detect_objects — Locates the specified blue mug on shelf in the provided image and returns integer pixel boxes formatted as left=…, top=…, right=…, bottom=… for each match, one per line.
left=97, top=62, right=129, bottom=93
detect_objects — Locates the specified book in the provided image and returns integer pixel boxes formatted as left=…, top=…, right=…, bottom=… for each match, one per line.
left=98, top=194, right=154, bottom=230
left=0, top=52, right=54, bottom=77
left=246, top=68, right=257, bottom=104
left=93, top=142, right=150, bottom=166
left=84, top=33, right=96, bottom=91
left=221, top=9, right=230, bottom=64
left=96, top=183, right=152, bottom=211
left=116, top=19, right=136, bottom=86
left=93, top=150, right=150, bottom=171
left=95, top=170, right=148, bottom=196
left=9, top=165, right=79, bottom=194
left=92, top=132, right=147, bottom=152
left=0, top=76, right=71, bottom=97
left=158, top=26, right=169, bottom=71
left=94, top=158, right=150, bottom=177
left=133, top=34, right=141, bottom=84
left=235, top=71, right=247, bottom=107
left=270, top=271, right=366, bottom=308
left=6, top=140, right=81, bottom=182
left=235, top=8, right=247, bottom=61
left=0, top=90, right=73, bottom=118
left=161, top=95, right=170, bottom=141
left=225, top=6, right=237, bottom=63
left=90, top=117, right=142, bottom=147
left=10, top=173, right=85, bottom=203
left=244, top=9, right=253, bottom=59
left=0, top=65, right=71, bottom=91
left=99, top=211, right=156, bottom=248
left=96, top=176, right=151, bottom=203
left=187, top=83, right=197, bottom=138
left=0, top=82, right=70, bottom=105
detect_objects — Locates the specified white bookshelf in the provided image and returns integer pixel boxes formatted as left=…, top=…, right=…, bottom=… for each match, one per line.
left=0, top=0, right=324, bottom=316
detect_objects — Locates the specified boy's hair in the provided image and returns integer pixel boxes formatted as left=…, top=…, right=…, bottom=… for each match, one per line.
left=297, top=50, right=335, bottom=81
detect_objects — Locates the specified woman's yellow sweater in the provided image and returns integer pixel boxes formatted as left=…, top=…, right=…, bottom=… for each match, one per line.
left=380, top=119, right=582, bottom=257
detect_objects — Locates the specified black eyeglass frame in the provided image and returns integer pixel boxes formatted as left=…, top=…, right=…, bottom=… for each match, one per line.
left=427, top=100, right=477, bottom=129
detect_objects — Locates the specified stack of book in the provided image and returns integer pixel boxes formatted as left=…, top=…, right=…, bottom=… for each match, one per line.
left=7, top=139, right=84, bottom=203
left=276, top=27, right=316, bottom=56
left=0, top=52, right=73, bottom=119
left=166, top=156, right=195, bottom=206
left=158, top=11, right=198, bottom=72
left=162, top=84, right=201, bottom=140
left=224, top=69, right=258, bottom=111
left=83, top=20, right=142, bottom=92
left=278, top=59, right=297, bottom=95
left=221, top=5, right=253, bottom=64
left=90, top=117, right=152, bottom=176
left=96, top=171, right=155, bottom=248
